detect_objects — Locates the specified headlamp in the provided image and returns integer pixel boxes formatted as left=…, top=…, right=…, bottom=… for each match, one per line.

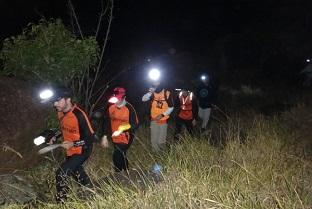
left=108, top=96, right=119, bottom=104
left=39, top=89, right=54, bottom=100
left=33, top=129, right=61, bottom=146
left=148, top=68, right=161, bottom=81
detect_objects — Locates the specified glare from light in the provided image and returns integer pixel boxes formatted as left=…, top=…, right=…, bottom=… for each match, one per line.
left=175, top=88, right=181, bottom=91
left=148, top=68, right=160, bottom=81
left=201, top=75, right=206, bottom=81
left=34, top=136, right=45, bottom=146
left=306, top=59, right=311, bottom=63
left=39, top=89, right=54, bottom=100
left=108, top=97, right=119, bottom=104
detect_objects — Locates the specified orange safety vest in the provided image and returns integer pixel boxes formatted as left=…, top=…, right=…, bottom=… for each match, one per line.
left=58, top=104, right=94, bottom=156
left=109, top=103, right=138, bottom=144
left=151, top=89, right=170, bottom=123
left=178, top=92, right=193, bottom=120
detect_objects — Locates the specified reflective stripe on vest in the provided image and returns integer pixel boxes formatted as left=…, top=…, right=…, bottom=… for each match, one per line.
left=178, top=92, right=193, bottom=120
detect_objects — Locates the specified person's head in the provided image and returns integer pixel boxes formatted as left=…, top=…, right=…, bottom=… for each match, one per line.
left=151, top=80, right=161, bottom=88
left=51, top=87, right=73, bottom=112
left=180, top=89, right=189, bottom=97
left=108, top=87, right=126, bottom=106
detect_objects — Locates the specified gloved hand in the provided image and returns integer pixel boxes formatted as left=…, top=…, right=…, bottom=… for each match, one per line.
left=192, top=119, right=197, bottom=126
left=47, top=136, right=56, bottom=145
left=101, top=135, right=109, bottom=148
left=61, top=141, right=74, bottom=150
left=112, top=130, right=122, bottom=137
left=154, top=114, right=164, bottom=121
left=149, top=87, right=156, bottom=93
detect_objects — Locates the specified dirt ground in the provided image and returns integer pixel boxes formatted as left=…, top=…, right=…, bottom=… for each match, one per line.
left=0, top=76, right=48, bottom=174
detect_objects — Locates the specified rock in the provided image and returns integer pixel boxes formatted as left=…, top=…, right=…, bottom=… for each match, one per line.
left=0, top=174, right=37, bottom=205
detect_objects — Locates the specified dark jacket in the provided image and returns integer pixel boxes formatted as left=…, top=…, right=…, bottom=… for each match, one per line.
left=195, top=83, right=217, bottom=108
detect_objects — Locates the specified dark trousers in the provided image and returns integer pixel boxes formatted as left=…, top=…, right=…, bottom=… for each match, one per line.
left=174, top=117, right=194, bottom=141
left=113, top=136, right=133, bottom=172
left=55, top=148, right=92, bottom=202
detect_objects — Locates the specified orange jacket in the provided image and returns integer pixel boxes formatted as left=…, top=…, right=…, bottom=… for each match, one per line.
left=107, top=102, right=138, bottom=144
left=151, top=89, right=171, bottom=123
left=58, top=104, right=95, bottom=156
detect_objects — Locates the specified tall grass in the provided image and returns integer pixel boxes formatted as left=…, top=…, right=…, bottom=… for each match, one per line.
left=5, top=106, right=312, bottom=209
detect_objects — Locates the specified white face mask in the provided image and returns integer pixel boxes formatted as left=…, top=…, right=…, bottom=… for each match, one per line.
left=116, top=98, right=126, bottom=108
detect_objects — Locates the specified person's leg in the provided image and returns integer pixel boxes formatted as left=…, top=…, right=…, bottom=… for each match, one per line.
left=150, top=121, right=161, bottom=152
left=174, top=117, right=183, bottom=141
left=158, top=123, right=168, bottom=150
left=198, top=107, right=203, bottom=120
left=113, top=141, right=131, bottom=172
left=201, top=108, right=211, bottom=129
left=185, top=119, right=194, bottom=136
left=55, top=155, right=89, bottom=202
left=73, top=165, right=92, bottom=187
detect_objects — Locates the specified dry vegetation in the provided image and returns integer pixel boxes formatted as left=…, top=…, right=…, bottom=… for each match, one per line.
left=4, top=99, right=312, bottom=209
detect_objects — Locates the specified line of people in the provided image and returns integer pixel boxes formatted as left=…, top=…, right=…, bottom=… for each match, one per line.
left=41, top=72, right=216, bottom=203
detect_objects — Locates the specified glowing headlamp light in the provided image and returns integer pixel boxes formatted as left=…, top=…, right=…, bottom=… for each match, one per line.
left=39, top=89, right=54, bottom=100
left=306, top=59, right=311, bottom=63
left=200, top=75, right=207, bottom=81
left=108, top=96, right=119, bottom=104
left=148, top=68, right=161, bottom=81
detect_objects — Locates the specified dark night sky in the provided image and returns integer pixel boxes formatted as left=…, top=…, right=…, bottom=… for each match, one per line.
left=1, top=0, right=312, bottom=86
left=1, top=1, right=311, bottom=51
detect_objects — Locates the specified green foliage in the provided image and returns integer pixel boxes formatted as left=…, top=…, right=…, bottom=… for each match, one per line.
left=0, top=19, right=99, bottom=85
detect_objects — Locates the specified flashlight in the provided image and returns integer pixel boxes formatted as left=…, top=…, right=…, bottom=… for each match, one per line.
left=200, top=75, right=206, bottom=81
left=33, top=129, right=62, bottom=146
left=148, top=68, right=161, bottom=81
left=306, top=59, right=310, bottom=63
left=34, top=136, right=45, bottom=146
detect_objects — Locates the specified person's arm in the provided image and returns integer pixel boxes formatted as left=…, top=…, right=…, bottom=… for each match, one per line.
left=142, top=92, right=152, bottom=102
left=174, top=94, right=180, bottom=109
left=142, top=87, right=155, bottom=102
left=100, top=107, right=111, bottom=147
left=163, top=91, right=174, bottom=116
left=73, top=107, right=96, bottom=146
left=128, top=104, right=139, bottom=131
left=192, top=97, right=199, bottom=120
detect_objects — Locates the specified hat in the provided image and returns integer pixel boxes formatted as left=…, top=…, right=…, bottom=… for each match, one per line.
left=52, top=86, right=72, bottom=102
left=39, top=86, right=72, bottom=103
left=108, top=87, right=126, bottom=103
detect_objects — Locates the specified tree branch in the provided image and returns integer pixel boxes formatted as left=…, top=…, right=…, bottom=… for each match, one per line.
left=67, top=0, right=84, bottom=39
left=95, top=0, right=110, bottom=39
left=96, top=0, right=114, bottom=73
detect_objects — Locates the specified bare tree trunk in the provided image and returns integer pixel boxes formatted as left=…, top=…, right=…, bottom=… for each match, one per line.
left=68, top=0, right=115, bottom=116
